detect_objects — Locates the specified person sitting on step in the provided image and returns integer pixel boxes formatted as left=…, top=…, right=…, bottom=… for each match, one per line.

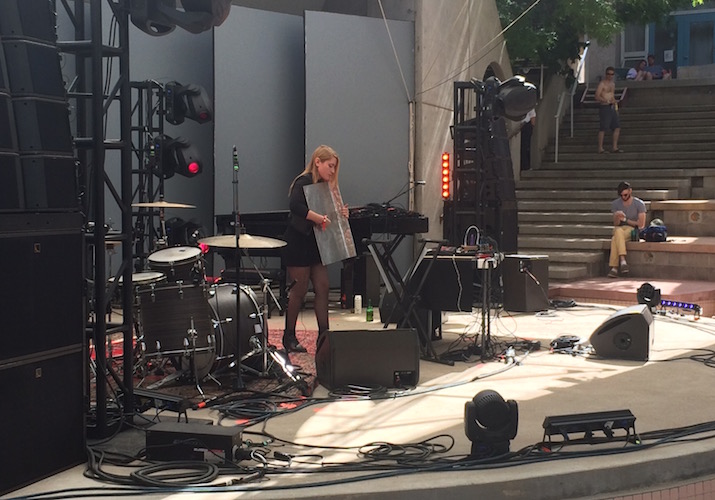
left=608, top=181, right=646, bottom=278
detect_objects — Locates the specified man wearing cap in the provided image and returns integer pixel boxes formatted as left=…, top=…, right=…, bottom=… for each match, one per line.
left=609, top=181, right=646, bottom=278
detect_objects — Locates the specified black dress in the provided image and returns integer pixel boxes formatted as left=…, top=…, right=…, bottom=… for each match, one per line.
left=283, top=173, right=322, bottom=267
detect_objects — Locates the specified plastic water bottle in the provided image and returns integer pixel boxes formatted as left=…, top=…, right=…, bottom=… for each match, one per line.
left=366, top=299, right=374, bottom=322
left=354, top=295, right=362, bottom=314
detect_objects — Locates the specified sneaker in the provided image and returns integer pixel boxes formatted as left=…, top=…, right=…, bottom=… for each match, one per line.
left=607, top=268, right=618, bottom=278
left=619, top=263, right=629, bottom=274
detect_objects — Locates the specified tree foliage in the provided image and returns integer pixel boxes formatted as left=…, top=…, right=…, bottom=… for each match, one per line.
left=496, top=0, right=704, bottom=73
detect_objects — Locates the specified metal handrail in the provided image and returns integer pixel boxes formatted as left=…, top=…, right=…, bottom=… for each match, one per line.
left=554, top=42, right=590, bottom=163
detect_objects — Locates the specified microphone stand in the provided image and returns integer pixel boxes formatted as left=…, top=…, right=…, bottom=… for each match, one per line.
left=383, top=180, right=426, bottom=207
left=231, top=146, right=244, bottom=390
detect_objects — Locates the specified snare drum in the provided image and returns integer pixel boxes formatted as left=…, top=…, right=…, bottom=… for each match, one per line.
left=207, top=283, right=264, bottom=372
left=137, top=283, right=216, bottom=380
left=108, top=271, right=166, bottom=287
left=147, top=246, right=203, bottom=284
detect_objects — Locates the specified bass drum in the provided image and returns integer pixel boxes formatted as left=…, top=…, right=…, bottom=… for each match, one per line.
left=137, top=283, right=216, bottom=380
left=207, top=283, right=264, bottom=372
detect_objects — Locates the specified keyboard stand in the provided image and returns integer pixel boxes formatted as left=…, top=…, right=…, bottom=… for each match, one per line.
left=366, top=237, right=453, bottom=366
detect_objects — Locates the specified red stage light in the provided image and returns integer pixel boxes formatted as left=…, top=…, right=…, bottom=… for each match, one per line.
left=441, top=152, right=450, bottom=199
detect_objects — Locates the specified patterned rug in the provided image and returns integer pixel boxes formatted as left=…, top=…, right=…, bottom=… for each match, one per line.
left=101, top=329, right=319, bottom=410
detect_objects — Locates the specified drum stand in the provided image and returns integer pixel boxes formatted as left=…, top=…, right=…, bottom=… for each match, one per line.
left=241, top=280, right=307, bottom=394
left=243, top=252, right=283, bottom=316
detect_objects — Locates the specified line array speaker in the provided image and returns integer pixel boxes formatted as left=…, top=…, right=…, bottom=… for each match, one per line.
left=21, top=154, right=78, bottom=210
left=589, top=304, right=654, bottom=361
left=0, top=92, right=17, bottom=150
left=0, top=0, right=57, bottom=43
left=0, top=152, right=22, bottom=209
left=315, top=329, right=420, bottom=390
left=3, top=39, right=66, bottom=97
left=12, top=97, right=73, bottom=154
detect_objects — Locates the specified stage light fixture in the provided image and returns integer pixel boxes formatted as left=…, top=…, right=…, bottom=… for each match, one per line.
left=441, top=152, right=450, bottom=199
left=637, top=282, right=661, bottom=310
left=464, top=390, right=518, bottom=457
left=153, top=135, right=202, bottom=179
left=542, top=409, right=637, bottom=445
left=471, top=75, right=537, bottom=121
left=130, top=0, right=232, bottom=37
left=165, top=81, right=213, bottom=125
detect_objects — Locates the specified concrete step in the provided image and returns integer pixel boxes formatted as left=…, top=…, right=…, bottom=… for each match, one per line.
left=519, top=224, right=613, bottom=237
left=516, top=189, right=676, bottom=201
left=540, top=159, right=715, bottom=169
left=516, top=178, right=688, bottom=190
left=572, top=111, right=715, bottom=122
left=573, top=105, right=715, bottom=115
left=546, top=142, right=715, bottom=154
left=516, top=250, right=604, bottom=264
left=518, top=236, right=609, bottom=250
left=520, top=168, right=709, bottom=179
left=519, top=212, right=613, bottom=223
left=518, top=200, right=646, bottom=211
left=551, top=151, right=714, bottom=162
left=552, top=132, right=715, bottom=144
left=548, top=264, right=591, bottom=281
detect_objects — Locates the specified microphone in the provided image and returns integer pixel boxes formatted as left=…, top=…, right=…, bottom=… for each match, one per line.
left=232, top=145, right=239, bottom=171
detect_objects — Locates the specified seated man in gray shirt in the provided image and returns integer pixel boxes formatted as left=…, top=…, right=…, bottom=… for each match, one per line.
left=609, top=181, right=646, bottom=278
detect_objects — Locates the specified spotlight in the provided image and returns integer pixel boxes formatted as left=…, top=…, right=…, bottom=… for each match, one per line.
left=165, top=81, right=213, bottom=125
left=153, top=135, right=202, bottom=179
left=637, top=282, right=661, bottom=310
left=471, top=75, right=537, bottom=121
left=464, top=390, right=518, bottom=457
left=130, top=0, right=232, bottom=37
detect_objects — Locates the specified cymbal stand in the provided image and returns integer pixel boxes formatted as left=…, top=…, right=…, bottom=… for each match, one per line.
left=231, top=146, right=245, bottom=389
left=242, top=252, right=282, bottom=315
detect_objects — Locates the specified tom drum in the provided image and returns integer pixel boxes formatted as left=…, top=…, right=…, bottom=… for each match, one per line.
left=147, top=246, right=203, bottom=284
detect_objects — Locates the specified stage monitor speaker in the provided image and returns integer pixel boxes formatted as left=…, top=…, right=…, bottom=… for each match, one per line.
left=0, top=212, right=84, bottom=363
left=589, top=304, right=653, bottom=362
left=21, top=154, right=78, bottom=210
left=502, top=254, right=549, bottom=312
left=0, top=347, right=86, bottom=495
left=13, top=97, right=73, bottom=154
left=0, top=0, right=57, bottom=43
left=315, top=329, right=420, bottom=390
left=0, top=152, right=22, bottom=210
left=3, top=39, right=66, bottom=98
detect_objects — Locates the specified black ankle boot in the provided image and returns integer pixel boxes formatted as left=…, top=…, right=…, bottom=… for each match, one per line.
left=282, top=332, right=307, bottom=353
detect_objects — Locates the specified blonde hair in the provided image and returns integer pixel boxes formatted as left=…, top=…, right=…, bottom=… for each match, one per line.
left=289, top=145, right=340, bottom=194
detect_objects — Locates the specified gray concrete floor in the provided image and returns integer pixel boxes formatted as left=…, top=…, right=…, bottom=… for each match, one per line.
left=6, top=300, right=715, bottom=500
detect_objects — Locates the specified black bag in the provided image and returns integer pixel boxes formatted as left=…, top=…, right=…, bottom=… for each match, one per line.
left=640, top=225, right=667, bottom=242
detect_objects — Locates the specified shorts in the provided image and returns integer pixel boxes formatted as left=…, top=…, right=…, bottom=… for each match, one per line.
left=599, top=105, right=620, bottom=131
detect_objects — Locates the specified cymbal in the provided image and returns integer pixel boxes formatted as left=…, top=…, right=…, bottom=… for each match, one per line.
left=198, top=234, right=287, bottom=249
left=132, top=200, right=196, bottom=209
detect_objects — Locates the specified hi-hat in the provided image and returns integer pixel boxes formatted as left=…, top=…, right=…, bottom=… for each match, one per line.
left=132, top=200, right=196, bottom=209
left=198, top=234, right=287, bottom=249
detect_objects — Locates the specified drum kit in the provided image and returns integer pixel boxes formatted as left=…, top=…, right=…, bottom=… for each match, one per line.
left=119, top=199, right=306, bottom=396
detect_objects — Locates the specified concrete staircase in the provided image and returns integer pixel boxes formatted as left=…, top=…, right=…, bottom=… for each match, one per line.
left=517, top=79, right=715, bottom=281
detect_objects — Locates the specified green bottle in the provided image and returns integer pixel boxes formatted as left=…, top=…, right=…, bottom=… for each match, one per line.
left=366, top=299, right=374, bottom=322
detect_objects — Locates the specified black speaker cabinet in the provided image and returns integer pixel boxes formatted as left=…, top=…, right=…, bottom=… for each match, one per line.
left=502, top=254, right=549, bottom=312
left=589, top=304, right=654, bottom=361
left=410, top=255, right=474, bottom=312
left=0, top=152, right=22, bottom=210
left=3, top=39, right=66, bottom=98
left=12, top=97, right=74, bottom=154
left=0, top=92, right=17, bottom=150
left=315, top=329, right=420, bottom=390
left=0, top=0, right=57, bottom=43
left=21, top=154, right=78, bottom=210
left=0, top=347, right=86, bottom=495
left=0, top=212, right=84, bottom=363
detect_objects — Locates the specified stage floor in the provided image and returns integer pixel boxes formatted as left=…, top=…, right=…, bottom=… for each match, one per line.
left=7, top=300, right=715, bottom=500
